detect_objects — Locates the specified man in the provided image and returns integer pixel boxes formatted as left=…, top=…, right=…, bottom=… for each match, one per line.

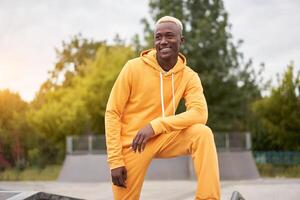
left=105, top=16, right=220, bottom=200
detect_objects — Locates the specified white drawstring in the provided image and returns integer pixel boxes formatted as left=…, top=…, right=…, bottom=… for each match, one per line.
left=171, top=73, right=175, bottom=115
left=160, top=72, right=165, bottom=118
left=160, top=72, right=176, bottom=118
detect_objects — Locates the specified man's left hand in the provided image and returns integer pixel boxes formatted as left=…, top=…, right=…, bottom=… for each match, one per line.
left=131, top=124, right=155, bottom=153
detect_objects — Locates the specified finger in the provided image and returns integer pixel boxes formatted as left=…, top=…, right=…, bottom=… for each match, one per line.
left=123, top=168, right=127, bottom=181
left=134, top=133, right=143, bottom=153
left=118, top=175, right=126, bottom=188
left=141, top=138, right=147, bottom=152
left=115, top=176, right=123, bottom=188
left=112, top=176, right=119, bottom=186
left=117, top=176, right=122, bottom=187
left=132, top=134, right=141, bottom=152
left=131, top=134, right=137, bottom=148
left=131, top=134, right=138, bottom=151
left=137, top=136, right=145, bottom=153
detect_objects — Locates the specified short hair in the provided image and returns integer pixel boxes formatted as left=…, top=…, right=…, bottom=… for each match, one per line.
left=155, top=16, right=183, bottom=34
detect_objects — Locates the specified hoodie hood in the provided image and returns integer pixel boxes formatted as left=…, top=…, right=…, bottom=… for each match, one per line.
left=141, top=49, right=186, bottom=75
left=140, top=49, right=187, bottom=118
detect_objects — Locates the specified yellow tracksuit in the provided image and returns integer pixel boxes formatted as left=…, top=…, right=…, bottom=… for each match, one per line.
left=105, top=49, right=220, bottom=199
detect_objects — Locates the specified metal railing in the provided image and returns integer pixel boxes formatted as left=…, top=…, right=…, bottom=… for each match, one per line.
left=254, top=151, right=300, bottom=165
left=66, top=132, right=251, bottom=154
left=66, top=135, right=106, bottom=154
left=214, top=132, right=252, bottom=151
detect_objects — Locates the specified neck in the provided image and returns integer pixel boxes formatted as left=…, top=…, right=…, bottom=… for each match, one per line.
left=157, top=56, right=178, bottom=72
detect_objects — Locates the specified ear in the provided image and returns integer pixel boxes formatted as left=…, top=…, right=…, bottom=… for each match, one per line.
left=180, top=36, right=185, bottom=45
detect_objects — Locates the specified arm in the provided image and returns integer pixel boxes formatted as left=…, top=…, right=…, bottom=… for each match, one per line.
left=131, top=72, right=208, bottom=153
left=105, top=62, right=132, bottom=169
left=150, top=72, right=208, bottom=135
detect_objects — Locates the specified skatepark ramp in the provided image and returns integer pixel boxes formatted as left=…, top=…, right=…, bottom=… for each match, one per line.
left=58, top=133, right=259, bottom=182
left=0, top=191, right=82, bottom=200
left=216, top=132, right=260, bottom=180
left=218, top=151, right=259, bottom=180
left=58, top=154, right=110, bottom=182
left=58, top=154, right=191, bottom=181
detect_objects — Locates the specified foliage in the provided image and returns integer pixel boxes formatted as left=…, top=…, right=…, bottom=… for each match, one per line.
left=0, top=37, right=134, bottom=168
left=0, top=90, right=27, bottom=130
left=39, top=34, right=104, bottom=95
left=251, top=64, right=300, bottom=151
left=80, top=45, right=134, bottom=134
left=0, top=165, right=61, bottom=181
left=26, top=44, right=134, bottom=166
left=139, top=0, right=262, bottom=131
left=0, top=90, right=28, bottom=169
left=257, top=163, right=300, bottom=178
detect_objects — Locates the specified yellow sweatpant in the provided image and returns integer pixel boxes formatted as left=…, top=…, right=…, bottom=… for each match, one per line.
left=112, top=124, right=220, bottom=200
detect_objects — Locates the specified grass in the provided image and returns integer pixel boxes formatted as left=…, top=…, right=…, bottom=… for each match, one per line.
left=0, top=165, right=61, bottom=181
left=257, top=163, right=300, bottom=178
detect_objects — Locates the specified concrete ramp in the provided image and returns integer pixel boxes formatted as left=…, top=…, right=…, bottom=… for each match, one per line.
left=59, top=151, right=259, bottom=182
left=58, top=154, right=110, bottom=182
left=218, top=151, right=260, bottom=180
left=146, top=156, right=190, bottom=180
left=58, top=155, right=190, bottom=182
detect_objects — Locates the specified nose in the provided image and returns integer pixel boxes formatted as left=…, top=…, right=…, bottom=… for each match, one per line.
left=161, top=36, right=168, bottom=44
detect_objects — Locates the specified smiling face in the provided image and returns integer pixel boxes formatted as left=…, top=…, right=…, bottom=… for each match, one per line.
left=154, top=22, right=184, bottom=64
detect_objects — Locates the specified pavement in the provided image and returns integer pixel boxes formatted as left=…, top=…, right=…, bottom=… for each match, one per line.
left=1, top=178, right=300, bottom=200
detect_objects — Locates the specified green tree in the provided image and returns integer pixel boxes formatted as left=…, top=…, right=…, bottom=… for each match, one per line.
left=0, top=90, right=27, bottom=130
left=27, top=44, right=134, bottom=165
left=251, top=64, right=300, bottom=151
left=81, top=45, right=134, bottom=134
left=41, top=34, right=104, bottom=94
left=27, top=83, right=90, bottom=165
left=140, top=0, right=262, bottom=131
left=131, top=34, right=143, bottom=56
left=0, top=90, right=28, bottom=168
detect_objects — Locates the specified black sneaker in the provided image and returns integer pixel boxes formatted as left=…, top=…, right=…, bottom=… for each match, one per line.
left=230, top=191, right=246, bottom=200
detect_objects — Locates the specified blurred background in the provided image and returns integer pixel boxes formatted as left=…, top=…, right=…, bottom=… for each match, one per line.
left=0, top=0, right=299, bottom=181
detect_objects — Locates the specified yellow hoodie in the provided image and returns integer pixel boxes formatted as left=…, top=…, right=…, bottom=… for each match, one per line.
left=105, top=49, right=208, bottom=169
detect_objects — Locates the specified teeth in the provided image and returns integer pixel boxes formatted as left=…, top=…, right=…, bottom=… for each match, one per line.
left=161, top=48, right=170, bottom=51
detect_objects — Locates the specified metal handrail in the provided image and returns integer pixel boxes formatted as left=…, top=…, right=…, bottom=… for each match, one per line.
left=66, top=132, right=252, bottom=155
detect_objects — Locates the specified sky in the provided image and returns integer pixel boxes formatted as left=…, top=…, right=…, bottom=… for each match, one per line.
left=0, top=0, right=299, bottom=102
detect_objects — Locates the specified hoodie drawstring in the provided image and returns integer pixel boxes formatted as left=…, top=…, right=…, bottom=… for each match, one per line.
left=159, top=72, right=175, bottom=118
left=171, top=73, right=175, bottom=115
left=159, top=72, right=165, bottom=118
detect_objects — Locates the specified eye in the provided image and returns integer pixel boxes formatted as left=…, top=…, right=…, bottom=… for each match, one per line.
left=155, top=35, right=161, bottom=40
left=166, top=33, right=175, bottom=39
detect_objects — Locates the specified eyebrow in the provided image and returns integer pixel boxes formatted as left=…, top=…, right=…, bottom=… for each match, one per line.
left=155, top=31, right=176, bottom=35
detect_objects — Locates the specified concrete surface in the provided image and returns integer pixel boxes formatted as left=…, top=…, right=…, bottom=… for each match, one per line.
left=1, top=178, right=300, bottom=200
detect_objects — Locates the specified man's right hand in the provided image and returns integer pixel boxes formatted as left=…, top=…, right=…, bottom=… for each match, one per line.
left=111, top=166, right=127, bottom=188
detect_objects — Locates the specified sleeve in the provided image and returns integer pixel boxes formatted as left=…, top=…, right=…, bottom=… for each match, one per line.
left=150, top=72, right=208, bottom=135
left=105, top=62, right=132, bottom=169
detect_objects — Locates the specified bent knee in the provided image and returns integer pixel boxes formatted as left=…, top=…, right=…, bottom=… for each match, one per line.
left=189, top=124, right=214, bottom=140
